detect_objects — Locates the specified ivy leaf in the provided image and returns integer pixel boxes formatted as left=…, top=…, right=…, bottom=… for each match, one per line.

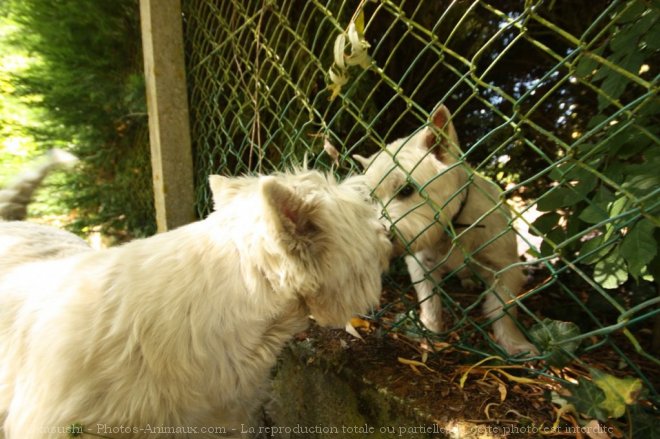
left=528, top=319, right=581, bottom=367
left=590, top=368, right=644, bottom=418
left=630, top=405, right=660, bottom=439
left=620, top=219, right=657, bottom=280
left=564, top=377, right=609, bottom=420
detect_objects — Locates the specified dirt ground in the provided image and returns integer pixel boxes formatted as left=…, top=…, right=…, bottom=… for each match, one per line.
left=294, top=271, right=659, bottom=439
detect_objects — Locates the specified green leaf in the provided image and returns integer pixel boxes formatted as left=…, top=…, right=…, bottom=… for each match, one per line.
left=579, top=235, right=613, bottom=265
left=579, top=202, right=609, bottom=224
left=548, top=162, right=570, bottom=180
left=593, top=249, right=628, bottom=289
left=610, top=25, right=640, bottom=52
left=598, top=75, right=627, bottom=111
left=620, top=219, right=658, bottom=280
left=645, top=22, right=660, bottom=50
left=530, top=212, right=559, bottom=236
left=617, top=1, right=647, bottom=24
left=607, top=196, right=630, bottom=221
left=564, top=377, right=609, bottom=420
left=539, top=227, right=568, bottom=257
left=630, top=405, right=660, bottom=439
left=537, top=186, right=580, bottom=211
left=528, top=319, right=581, bottom=367
left=590, top=368, right=644, bottom=419
left=587, top=114, right=609, bottom=130
left=622, top=156, right=660, bottom=198
left=575, top=55, right=599, bottom=79
left=574, top=174, right=598, bottom=198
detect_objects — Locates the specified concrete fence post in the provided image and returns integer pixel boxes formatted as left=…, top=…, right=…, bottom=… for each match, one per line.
left=139, top=0, right=195, bottom=232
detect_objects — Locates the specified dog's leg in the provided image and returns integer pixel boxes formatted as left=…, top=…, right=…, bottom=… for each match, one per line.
left=482, top=266, right=538, bottom=356
left=406, top=252, right=444, bottom=332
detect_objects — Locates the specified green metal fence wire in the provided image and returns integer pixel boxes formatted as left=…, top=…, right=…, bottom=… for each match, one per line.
left=181, top=0, right=659, bottom=419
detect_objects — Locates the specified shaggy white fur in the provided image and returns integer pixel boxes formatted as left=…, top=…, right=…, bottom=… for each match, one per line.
left=0, top=170, right=391, bottom=438
left=0, top=149, right=78, bottom=221
left=355, top=104, right=537, bottom=356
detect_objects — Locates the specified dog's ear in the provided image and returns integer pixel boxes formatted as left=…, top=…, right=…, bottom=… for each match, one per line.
left=209, top=175, right=230, bottom=209
left=353, top=154, right=372, bottom=169
left=260, top=177, right=318, bottom=243
left=422, top=104, right=460, bottom=162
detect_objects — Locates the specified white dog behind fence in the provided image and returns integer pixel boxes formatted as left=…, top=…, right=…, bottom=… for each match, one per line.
left=355, top=104, right=538, bottom=356
left=0, top=169, right=391, bottom=438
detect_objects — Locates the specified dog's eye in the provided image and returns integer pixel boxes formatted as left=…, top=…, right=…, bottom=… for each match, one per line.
left=397, top=183, right=416, bottom=198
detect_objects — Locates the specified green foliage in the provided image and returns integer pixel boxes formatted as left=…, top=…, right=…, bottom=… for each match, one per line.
left=563, top=377, right=610, bottom=420
left=561, top=368, right=644, bottom=422
left=630, top=405, right=660, bottom=438
left=532, top=0, right=660, bottom=289
left=591, top=368, right=644, bottom=419
left=2, top=0, right=154, bottom=238
left=0, top=15, right=42, bottom=182
left=528, top=319, right=581, bottom=367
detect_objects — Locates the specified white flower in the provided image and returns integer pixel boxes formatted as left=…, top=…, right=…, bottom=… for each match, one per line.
left=333, top=33, right=346, bottom=70
left=345, top=22, right=371, bottom=69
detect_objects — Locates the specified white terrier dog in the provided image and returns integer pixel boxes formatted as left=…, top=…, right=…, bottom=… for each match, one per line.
left=354, top=104, right=537, bottom=356
left=0, top=148, right=78, bottom=221
left=0, top=170, right=391, bottom=439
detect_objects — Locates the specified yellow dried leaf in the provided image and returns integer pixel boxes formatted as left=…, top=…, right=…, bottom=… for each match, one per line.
left=458, top=355, right=503, bottom=388
left=498, top=382, right=507, bottom=402
left=496, top=369, right=539, bottom=385
left=349, top=316, right=370, bottom=329
left=591, top=369, right=643, bottom=419
left=398, top=357, right=436, bottom=373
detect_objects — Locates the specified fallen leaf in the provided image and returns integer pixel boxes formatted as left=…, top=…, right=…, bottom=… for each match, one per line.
left=484, top=402, right=499, bottom=419
left=344, top=322, right=363, bottom=340
left=459, top=355, right=504, bottom=388
left=495, top=369, right=540, bottom=385
left=498, top=382, right=507, bottom=402
left=349, top=316, right=371, bottom=330
left=584, top=420, right=610, bottom=439
left=590, top=368, right=643, bottom=418
left=398, top=357, right=436, bottom=373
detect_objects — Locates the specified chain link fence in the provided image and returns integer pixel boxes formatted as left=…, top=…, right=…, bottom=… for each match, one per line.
left=181, top=0, right=658, bottom=428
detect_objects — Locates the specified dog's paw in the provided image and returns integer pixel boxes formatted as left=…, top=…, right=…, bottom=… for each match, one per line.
left=420, top=313, right=445, bottom=333
left=499, top=338, right=539, bottom=357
